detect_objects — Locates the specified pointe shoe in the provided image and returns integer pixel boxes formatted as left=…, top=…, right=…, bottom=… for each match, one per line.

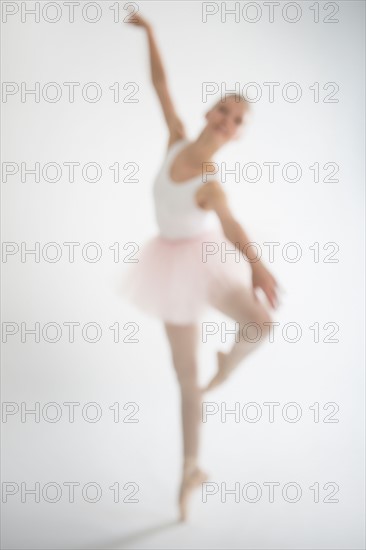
left=178, top=467, right=209, bottom=522
left=202, top=351, right=234, bottom=393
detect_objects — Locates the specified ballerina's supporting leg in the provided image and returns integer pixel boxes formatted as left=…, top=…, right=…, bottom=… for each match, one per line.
left=163, top=322, right=209, bottom=521
left=203, top=283, right=273, bottom=392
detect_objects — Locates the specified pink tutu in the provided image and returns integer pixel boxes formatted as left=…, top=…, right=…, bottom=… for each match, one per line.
left=119, top=226, right=251, bottom=325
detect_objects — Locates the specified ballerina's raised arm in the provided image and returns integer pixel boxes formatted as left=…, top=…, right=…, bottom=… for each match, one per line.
left=126, top=12, right=187, bottom=149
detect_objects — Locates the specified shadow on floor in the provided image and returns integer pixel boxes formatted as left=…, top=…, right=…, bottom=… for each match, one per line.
left=81, top=518, right=183, bottom=550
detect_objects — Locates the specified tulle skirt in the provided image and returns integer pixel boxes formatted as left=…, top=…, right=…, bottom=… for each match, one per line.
left=118, top=226, right=251, bottom=325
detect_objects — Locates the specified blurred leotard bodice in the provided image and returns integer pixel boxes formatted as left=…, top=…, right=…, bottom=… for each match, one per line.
left=152, top=138, right=220, bottom=240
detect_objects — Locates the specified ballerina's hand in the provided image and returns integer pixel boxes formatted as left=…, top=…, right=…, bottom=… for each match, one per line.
left=125, top=11, right=150, bottom=29
left=251, top=261, right=280, bottom=310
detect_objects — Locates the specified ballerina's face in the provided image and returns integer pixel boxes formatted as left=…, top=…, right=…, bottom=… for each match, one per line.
left=205, top=95, right=249, bottom=144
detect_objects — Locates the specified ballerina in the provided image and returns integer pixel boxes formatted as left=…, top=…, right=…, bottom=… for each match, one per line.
left=122, top=12, right=281, bottom=522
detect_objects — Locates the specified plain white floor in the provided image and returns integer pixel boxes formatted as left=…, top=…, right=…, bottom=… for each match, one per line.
left=2, top=1, right=365, bottom=548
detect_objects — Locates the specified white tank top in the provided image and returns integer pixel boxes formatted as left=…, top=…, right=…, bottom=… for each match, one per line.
left=152, top=138, right=220, bottom=239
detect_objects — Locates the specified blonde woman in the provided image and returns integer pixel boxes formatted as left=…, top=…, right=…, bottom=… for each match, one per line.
left=122, top=13, right=281, bottom=521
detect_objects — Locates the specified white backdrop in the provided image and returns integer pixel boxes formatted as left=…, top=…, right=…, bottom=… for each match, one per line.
left=1, top=1, right=365, bottom=549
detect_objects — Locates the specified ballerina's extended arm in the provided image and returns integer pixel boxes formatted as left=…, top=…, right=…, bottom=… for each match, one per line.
left=126, top=12, right=187, bottom=148
left=196, top=180, right=281, bottom=310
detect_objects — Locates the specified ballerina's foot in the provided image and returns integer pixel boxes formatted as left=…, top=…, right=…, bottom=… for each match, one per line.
left=202, top=351, right=235, bottom=393
left=178, top=467, right=209, bottom=522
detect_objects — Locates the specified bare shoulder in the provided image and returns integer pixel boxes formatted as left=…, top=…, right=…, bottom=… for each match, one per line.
left=167, top=133, right=187, bottom=151
left=166, top=119, right=188, bottom=150
left=196, top=180, right=235, bottom=227
left=195, top=179, right=228, bottom=211
left=167, top=136, right=183, bottom=151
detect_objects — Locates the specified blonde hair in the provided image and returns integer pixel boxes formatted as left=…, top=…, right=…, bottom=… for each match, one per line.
left=214, top=92, right=251, bottom=110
